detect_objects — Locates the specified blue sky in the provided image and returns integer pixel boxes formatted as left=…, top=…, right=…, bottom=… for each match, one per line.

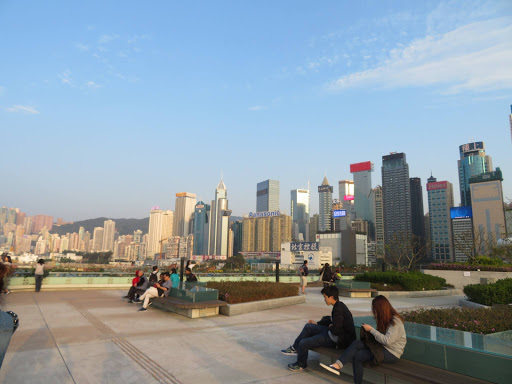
left=1, top=0, right=511, bottom=221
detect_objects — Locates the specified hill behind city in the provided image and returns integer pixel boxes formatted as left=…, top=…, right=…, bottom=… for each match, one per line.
left=50, top=217, right=149, bottom=236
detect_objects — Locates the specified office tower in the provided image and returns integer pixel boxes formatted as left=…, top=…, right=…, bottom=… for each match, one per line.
left=410, top=177, right=426, bottom=243
left=232, top=221, right=243, bottom=256
left=319, top=177, right=333, bottom=232
left=102, top=220, right=115, bottom=252
left=469, top=168, right=506, bottom=254
left=309, top=214, right=319, bottom=241
left=242, top=217, right=256, bottom=252
left=339, top=180, right=355, bottom=219
left=382, top=153, right=412, bottom=245
left=133, top=230, right=142, bottom=243
left=458, top=142, right=493, bottom=207
left=290, top=188, right=310, bottom=241
left=209, top=180, right=231, bottom=256
left=451, top=206, right=474, bottom=262
left=174, top=193, right=197, bottom=238
left=92, top=227, right=104, bottom=252
left=161, top=210, right=174, bottom=239
left=427, top=176, right=454, bottom=261
left=193, top=201, right=210, bottom=255
left=227, top=229, right=234, bottom=257
left=509, top=105, right=512, bottom=143
left=373, top=186, right=384, bottom=257
left=257, top=179, right=280, bottom=212
left=32, top=215, right=53, bottom=233
left=350, top=161, right=374, bottom=232
left=148, top=208, right=163, bottom=257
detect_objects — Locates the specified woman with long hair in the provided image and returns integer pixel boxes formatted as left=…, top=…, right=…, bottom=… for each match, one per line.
left=320, top=295, right=407, bottom=384
left=34, top=259, right=45, bottom=292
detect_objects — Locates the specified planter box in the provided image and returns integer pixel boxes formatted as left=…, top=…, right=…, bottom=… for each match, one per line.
left=423, top=270, right=512, bottom=289
left=374, top=288, right=463, bottom=298
left=459, top=299, right=489, bottom=309
left=220, top=295, right=305, bottom=316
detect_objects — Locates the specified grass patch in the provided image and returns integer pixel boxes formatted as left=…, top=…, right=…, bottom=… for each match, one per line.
left=401, top=306, right=512, bottom=334
left=354, top=272, right=446, bottom=291
left=464, top=278, right=512, bottom=306
left=206, top=281, right=298, bottom=304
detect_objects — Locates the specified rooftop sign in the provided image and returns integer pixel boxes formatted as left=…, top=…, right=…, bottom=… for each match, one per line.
left=350, top=161, right=373, bottom=173
left=248, top=210, right=281, bottom=218
left=427, top=181, right=448, bottom=191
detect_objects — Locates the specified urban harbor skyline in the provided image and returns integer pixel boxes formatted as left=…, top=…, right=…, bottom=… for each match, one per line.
left=1, top=1, right=512, bottom=220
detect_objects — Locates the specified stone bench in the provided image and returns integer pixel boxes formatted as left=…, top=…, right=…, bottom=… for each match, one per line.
left=339, top=288, right=377, bottom=298
left=311, top=346, right=489, bottom=384
left=149, top=296, right=227, bottom=319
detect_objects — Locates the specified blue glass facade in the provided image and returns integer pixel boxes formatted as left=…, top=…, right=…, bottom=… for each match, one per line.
left=193, top=202, right=210, bottom=255
left=458, top=142, right=492, bottom=207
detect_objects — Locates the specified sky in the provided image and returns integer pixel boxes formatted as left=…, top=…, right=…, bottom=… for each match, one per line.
left=1, top=0, right=511, bottom=221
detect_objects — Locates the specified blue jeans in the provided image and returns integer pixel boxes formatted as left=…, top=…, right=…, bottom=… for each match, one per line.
left=337, top=340, right=398, bottom=384
left=0, top=312, right=15, bottom=369
left=292, top=323, right=336, bottom=368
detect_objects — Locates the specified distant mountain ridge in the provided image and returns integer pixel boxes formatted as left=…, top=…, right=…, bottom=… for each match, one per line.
left=50, top=217, right=149, bottom=236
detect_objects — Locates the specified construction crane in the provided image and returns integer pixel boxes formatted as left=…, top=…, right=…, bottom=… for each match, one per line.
left=158, top=237, right=168, bottom=260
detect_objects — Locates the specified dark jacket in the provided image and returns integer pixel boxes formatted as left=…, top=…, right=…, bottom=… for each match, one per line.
left=136, top=276, right=146, bottom=287
left=149, top=271, right=158, bottom=283
left=317, top=301, right=356, bottom=349
left=360, top=327, right=385, bottom=365
left=320, top=266, right=333, bottom=282
left=186, top=273, right=197, bottom=282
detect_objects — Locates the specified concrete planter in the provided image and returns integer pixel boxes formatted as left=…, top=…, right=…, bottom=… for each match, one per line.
left=220, top=295, right=306, bottom=316
left=373, top=288, right=463, bottom=298
left=459, top=299, right=489, bottom=309
left=423, top=269, right=512, bottom=289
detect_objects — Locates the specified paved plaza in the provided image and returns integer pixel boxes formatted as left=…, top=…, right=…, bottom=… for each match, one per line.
left=0, top=287, right=464, bottom=384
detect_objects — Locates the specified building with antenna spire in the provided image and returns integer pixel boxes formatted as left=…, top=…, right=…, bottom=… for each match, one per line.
left=209, top=179, right=231, bottom=256
left=318, top=176, right=333, bottom=232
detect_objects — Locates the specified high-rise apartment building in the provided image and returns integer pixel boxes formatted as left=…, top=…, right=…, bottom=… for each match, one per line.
left=427, top=176, right=454, bottom=261
left=241, top=214, right=291, bottom=253
left=469, top=168, right=506, bottom=254
left=373, top=186, right=384, bottom=257
left=350, top=162, right=374, bottom=229
left=242, top=217, right=256, bottom=252
left=209, top=180, right=231, bottom=256
left=257, top=180, right=280, bottom=212
left=410, top=177, right=426, bottom=243
left=290, top=189, right=310, bottom=241
left=102, top=220, right=115, bottom=252
left=382, top=153, right=412, bottom=245
left=148, top=209, right=163, bottom=258
left=161, top=210, right=174, bottom=239
left=193, top=201, right=210, bottom=255
left=319, top=177, right=333, bottom=232
left=458, top=142, right=493, bottom=207
left=174, top=193, right=197, bottom=238
left=133, top=230, right=142, bottom=243
left=92, top=227, right=104, bottom=252
left=32, top=215, right=53, bottom=233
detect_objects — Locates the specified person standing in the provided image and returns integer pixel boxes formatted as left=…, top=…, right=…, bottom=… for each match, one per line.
left=298, top=260, right=309, bottom=295
left=170, top=268, right=180, bottom=288
left=319, top=263, right=333, bottom=287
left=34, top=259, right=45, bottom=292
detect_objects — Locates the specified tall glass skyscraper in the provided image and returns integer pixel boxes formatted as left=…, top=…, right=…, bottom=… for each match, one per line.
left=350, top=161, right=374, bottom=238
left=458, top=141, right=492, bottom=207
left=318, top=176, right=333, bottom=232
left=209, top=179, right=231, bottom=256
left=427, top=176, right=454, bottom=261
left=193, top=201, right=210, bottom=255
left=290, top=188, right=310, bottom=240
left=410, top=177, right=426, bottom=243
left=257, top=180, right=280, bottom=212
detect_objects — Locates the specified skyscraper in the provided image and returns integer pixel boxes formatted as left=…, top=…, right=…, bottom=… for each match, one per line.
left=318, top=176, right=333, bottom=232
left=148, top=208, right=163, bottom=258
left=469, top=168, right=506, bottom=254
left=427, top=176, right=454, bottom=261
left=102, top=219, right=115, bottom=252
left=161, top=210, right=174, bottom=239
left=350, top=161, right=374, bottom=237
left=193, top=201, right=210, bottom=255
left=410, top=177, right=426, bottom=243
left=458, top=142, right=493, bottom=207
left=338, top=180, right=355, bottom=219
left=509, top=105, right=512, bottom=143
left=373, top=186, right=384, bottom=257
left=257, top=180, right=280, bottom=212
left=382, top=153, right=412, bottom=245
left=209, top=180, right=231, bottom=256
left=92, top=227, right=104, bottom=252
left=174, top=193, right=197, bottom=238
left=451, top=206, right=474, bottom=262
left=232, top=220, right=243, bottom=256
left=290, top=188, right=310, bottom=241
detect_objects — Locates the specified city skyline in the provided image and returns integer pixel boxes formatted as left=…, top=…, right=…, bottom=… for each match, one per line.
left=1, top=1, right=511, bottom=220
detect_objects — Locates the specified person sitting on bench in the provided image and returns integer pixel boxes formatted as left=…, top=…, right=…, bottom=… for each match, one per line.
left=138, top=272, right=172, bottom=312
left=127, top=270, right=147, bottom=303
left=185, top=268, right=197, bottom=282
left=281, top=285, right=356, bottom=372
left=320, top=295, right=406, bottom=384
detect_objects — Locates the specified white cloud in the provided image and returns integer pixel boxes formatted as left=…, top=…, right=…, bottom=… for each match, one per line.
left=75, top=43, right=89, bottom=51
left=86, top=81, right=101, bottom=88
left=248, top=105, right=267, bottom=111
left=59, top=70, right=73, bottom=86
left=98, top=34, right=119, bottom=44
left=327, top=18, right=512, bottom=94
left=6, top=105, right=40, bottom=114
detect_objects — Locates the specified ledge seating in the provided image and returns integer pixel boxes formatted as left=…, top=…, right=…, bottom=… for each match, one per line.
left=311, top=346, right=489, bottom=384
left=339, top=288, right=377, bottom=298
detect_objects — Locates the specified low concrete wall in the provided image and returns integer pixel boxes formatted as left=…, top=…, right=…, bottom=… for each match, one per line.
left=373, top=289, right=463, bottom=298
left=459, top=299, right=489, bottom=309
left=220, top=295, right=306, bottom=316
left=423, top=270, right=512, bottom=289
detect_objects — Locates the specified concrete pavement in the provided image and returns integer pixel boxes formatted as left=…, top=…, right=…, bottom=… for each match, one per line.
left=0, top=287, right=464, bottom=384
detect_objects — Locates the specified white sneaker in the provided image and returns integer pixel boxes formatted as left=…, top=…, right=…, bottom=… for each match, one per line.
left=320, top=363, right=341, bottom=375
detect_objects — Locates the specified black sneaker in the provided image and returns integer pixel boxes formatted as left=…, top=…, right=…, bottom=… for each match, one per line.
left=138, top=308, right=147, bottom=312
left=281, top=346, right=297, bottom=355
left=287, top=363, right=305, bottom=372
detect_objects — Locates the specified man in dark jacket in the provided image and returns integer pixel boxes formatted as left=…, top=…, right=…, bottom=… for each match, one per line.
left=148, top=266, right=159, bottom=283
left=281, top=285, right=356, bottom=371
left=185, top=268, right=197, bottom=282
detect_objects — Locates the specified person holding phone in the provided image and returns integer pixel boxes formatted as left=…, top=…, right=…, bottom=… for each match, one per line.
left=320, top=295, right=407, bottom=384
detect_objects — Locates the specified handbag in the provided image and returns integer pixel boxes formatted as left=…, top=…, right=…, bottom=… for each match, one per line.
left=360, top=327, right=385, bottom=366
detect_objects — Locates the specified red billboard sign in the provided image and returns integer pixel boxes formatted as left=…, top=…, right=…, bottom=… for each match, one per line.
left=343, top=195, right=354, bottom=201
left=350, top=161, right=373, bottom=173
left=427, top=181, right=448, bottom=191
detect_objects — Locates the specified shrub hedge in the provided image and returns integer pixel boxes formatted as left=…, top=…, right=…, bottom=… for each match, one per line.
left=354, top=272, right=446, bottom=291
left=206, top=281, right=298, bottom=304
left=463, top=278, right=512, bottom=306
left=401, top=306, right=512, bottom=334
left=428, top=263, right=512, bottom=272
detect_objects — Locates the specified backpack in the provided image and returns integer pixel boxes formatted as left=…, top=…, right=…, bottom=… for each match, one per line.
left=297, top=265, right=305, bottom=276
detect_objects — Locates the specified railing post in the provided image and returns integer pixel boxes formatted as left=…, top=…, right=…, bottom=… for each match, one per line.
left=275, top=261, right=280, bottom=283
left=180, top=258, right=185, bottom=282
